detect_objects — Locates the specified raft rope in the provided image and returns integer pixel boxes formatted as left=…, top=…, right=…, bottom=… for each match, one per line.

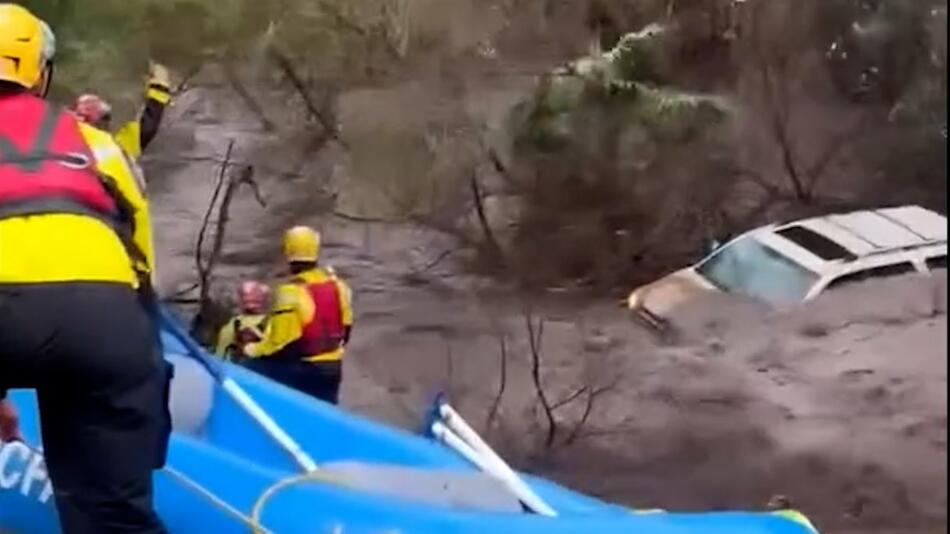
left=16, top=440, right=294, bottom=534
left=159, top=465, right=275, bottom=534
left=249, top=470, right=353, bottom=534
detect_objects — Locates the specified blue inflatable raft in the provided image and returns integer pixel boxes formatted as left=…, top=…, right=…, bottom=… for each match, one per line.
left=1, top=321, right=816, bottom=533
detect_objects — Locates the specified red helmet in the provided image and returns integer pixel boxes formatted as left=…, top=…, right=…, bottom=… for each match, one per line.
left=72, top=94, right=112, bottom=128
left=238, top=281, right=269, bottom=314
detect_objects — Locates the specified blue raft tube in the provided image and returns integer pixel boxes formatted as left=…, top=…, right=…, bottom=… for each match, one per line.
left=0, top=317, right=818, bottom=534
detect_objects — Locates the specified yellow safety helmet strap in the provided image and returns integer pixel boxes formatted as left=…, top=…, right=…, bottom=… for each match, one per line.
left=36, top=19, right=55, bottom=98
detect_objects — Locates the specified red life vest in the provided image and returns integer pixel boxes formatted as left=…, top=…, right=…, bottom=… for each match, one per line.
left=0, top=93, right=120, bottom=224
left=298, top=278, right=346, bottom=356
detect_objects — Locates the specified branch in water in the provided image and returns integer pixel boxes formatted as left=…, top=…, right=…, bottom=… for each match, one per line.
left=485, top=333, right=509, bottom=432
left=525, top=306, right=557, bottom=448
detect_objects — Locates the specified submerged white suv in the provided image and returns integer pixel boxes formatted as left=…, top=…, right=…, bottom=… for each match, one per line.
left=627, top=205, right=947, bottom=330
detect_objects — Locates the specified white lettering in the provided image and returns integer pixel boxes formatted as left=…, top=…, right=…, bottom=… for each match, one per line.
left=0, top=442, right=54, bottom=504
left=0, top=442, right=29, bottom=489
left=40, top=478, right=53, bottom=504
left=21, top=446, right=49, bottom=501
left=35, top=445, right=53, bottom=504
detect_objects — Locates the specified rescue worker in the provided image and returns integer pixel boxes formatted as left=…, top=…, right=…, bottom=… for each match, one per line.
left=244, top=226, right=353, bottom=404
left=71, top=93, right=112, bottom=129
left=0, top=5, right=169, bottom=533
left=71, top=61, right=172, bottom=161
left=216, top=280, right=270, bottom=360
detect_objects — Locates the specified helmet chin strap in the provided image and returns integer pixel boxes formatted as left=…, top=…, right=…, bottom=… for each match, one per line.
left=36, top=63, right=54, bottom=98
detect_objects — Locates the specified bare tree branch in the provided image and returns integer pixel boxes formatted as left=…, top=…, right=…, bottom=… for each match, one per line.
left=235, top=164, right=267, bottom=207
left=268, top=48, right=348, bottom=150
left=189, top=144, right=268, bottom=342
left=551, top=386, right=589, bottom=410
left=485, top=333, right=509, bottom=432
left=314, top=0, right=405, bottom=61
left=409, top=248, right=457, bottom=276
left=173, top=64, right=202, bottom=95
left=525, top=306, right=557, bottom=448
left=731, top=164, right=795, bottom=202
left=804, top=114, right=872, bottom=195
left=142, top=154, right=311, bottom=181
left=199, top=166, right=251, bottom=320
left=565, top=379, right=621, bottom=445
left=211, top=166, right=256, bottom=268
left=167, top=282, right=199, bottom=300
left=759, top=58, right=809, bottom=202
left=195, top=140, right=234, bottom=306
left=222, top=63, right=276, bottom=132
left=470, top=171, right=504, bottom=261
left=565, top=390, right=598, bottom=445
left=486, top=145, right=521, bottom=189
left=331, top=210, right=408, bottom=224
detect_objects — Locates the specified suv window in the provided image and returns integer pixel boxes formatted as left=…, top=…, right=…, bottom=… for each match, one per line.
left=927, top=255, right=947, bottom=271
left=828, top=262, right=919, bottom=290
left=776, top=225, right=858, bottom=261
left=696, top=236, right=819, bottom=304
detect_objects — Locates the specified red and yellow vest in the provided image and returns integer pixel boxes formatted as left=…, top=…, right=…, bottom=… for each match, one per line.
left=0, top=94, right=120, bottom=227
left=297, top=277, right=346, bottom=357
left=0, top=93, right=151, bottom=286
left=245, top=268, right=353, bottom=363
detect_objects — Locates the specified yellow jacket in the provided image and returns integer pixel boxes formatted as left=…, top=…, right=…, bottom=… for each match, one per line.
left=245, top=268, right=353, bottom=363
left=114, top=71, right=172, bottom=161
left=0, top=122, right=154, bottom=287
left=215, top=313, right=268, bottom=359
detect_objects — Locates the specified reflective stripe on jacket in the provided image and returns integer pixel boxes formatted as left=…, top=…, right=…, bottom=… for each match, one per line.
left=0, top=93, right=155, bottom=286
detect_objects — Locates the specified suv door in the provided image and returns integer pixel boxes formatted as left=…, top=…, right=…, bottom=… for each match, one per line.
left=825, top=261, right=921, bottom=292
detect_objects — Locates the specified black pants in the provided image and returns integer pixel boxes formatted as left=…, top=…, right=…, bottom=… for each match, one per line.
left=0, top=283, right=170, bottom=534
left=245, top=358, right=342, bottom=405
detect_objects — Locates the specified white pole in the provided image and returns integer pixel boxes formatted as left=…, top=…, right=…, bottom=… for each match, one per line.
left=431, top=422, right=493, bottom=474
left=437, top=403, right=557, bottom=516
left=221, top=379, right=319, bottom=472
left=159, top=306, right=319, bottom=474
left=431, top=421, right=556, bottom=516
left=431, top=419, right=557, bottom=517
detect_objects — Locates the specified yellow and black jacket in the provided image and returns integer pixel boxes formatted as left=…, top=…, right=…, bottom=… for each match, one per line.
left=114, top=80, right=171, bottom=162
left=215, top=313, right=268, bottom=360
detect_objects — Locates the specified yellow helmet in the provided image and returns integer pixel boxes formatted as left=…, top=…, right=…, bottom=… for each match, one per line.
left=283, top=226, right=321, bottom=263
left=0, top=4, right=55, bottom=89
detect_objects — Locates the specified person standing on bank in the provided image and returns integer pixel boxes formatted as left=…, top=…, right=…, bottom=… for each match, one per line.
left=0, top=5, right=170, bottom=533
left=244, top=226, right=353, bottom=404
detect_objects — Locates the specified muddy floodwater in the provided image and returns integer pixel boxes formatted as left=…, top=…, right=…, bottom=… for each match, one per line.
left=146, top=88, right=947, bottom=534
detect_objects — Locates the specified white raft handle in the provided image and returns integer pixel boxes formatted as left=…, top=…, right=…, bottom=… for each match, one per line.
left=433, top=405, right=557, bottom=517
